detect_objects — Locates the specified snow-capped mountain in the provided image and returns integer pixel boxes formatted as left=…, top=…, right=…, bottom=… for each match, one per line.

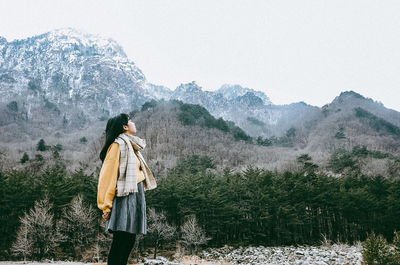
left=0, top=28, right=148, bottom=125
left=3, top=28, right=383, bottom=141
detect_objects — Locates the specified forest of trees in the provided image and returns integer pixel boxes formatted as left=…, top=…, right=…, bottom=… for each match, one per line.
left=1, top=152, right=400, bottom=262
left=148, top=155, right=400, bottom=247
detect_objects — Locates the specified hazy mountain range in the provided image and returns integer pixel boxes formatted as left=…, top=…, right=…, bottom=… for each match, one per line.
left=0, top=28, right=366, bottom=137
left=1, top=28, right=399, bottom=176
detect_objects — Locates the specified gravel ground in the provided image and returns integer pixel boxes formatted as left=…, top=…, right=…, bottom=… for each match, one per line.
left=0, top=243, right=363, bottom=265
left=0, top=261, right=88, bottom=265
left=199, top=244, right=363, bottom=265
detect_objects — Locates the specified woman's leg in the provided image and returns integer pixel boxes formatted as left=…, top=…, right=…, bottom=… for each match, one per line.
left=108, top=231, right=137, bottom=265
left=107, top=231, right=125, bottom=265
left=120, top=232, right=136, bottom=265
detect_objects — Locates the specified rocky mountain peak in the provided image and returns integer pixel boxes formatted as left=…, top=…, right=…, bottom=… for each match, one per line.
left=235, top=92, right=264, bottom=107
left=337, top=90, right=365, bottom=100
left=175, top=81, right=202, bottom=93
left=1, top=28, right=129, bottom=72
left=216, top=84, right=271, bottom=105
left=43, top=28, right=127, bottom=59
left=328, top=90, right=374, bottom=109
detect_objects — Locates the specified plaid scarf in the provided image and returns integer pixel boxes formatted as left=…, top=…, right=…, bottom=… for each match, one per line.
left=114, top=133, right=157, bottom=196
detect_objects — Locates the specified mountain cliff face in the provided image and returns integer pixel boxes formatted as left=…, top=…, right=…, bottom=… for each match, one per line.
left=0, top=28, right=149, bottom=136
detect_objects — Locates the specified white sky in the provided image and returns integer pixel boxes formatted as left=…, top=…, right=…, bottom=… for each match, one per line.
left=1, top=0, right=400, bottom=111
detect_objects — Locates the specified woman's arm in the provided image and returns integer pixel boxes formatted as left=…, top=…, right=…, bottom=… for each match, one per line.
left=97, top=142, right=120, bottom=213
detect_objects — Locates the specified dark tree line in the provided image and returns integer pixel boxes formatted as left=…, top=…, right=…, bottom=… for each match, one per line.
left=146, top=155, right=400, bottom=247
left=1, top=154, right=400, bottom=260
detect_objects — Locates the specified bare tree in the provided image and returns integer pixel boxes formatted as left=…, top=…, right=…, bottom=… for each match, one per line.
left=88, top=228, right=112, bottom=263
left=147, top=207, right=177, bottom=259
left=180, top=214, right=211, bottom=255
left=11, top=221, right=33, bottom=261
left=11, top=197, right=62, bottom=260
left=57, top=194, right=97, bottom=259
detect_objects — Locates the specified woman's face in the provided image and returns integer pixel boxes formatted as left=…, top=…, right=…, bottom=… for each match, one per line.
left=123, top=118, right=136, bottom=135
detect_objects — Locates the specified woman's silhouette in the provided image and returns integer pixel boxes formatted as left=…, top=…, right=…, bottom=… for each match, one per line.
left=98, top=113, right=157, bottom=265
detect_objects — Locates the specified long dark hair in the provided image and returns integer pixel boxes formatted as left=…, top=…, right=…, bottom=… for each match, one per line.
left=99, top=113, right=129, bottom=163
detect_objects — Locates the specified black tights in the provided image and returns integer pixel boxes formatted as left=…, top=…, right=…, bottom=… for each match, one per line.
left=107, top=231, right=137, bottom=265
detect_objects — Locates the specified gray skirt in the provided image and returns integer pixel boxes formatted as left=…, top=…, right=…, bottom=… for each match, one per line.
left=105, top=181, right=147, bottom=235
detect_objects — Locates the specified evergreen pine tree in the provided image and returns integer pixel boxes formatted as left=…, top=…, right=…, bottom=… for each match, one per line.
left=36, top=139, right=47, bottom=151
left=20, top=152, right=29, bottom=163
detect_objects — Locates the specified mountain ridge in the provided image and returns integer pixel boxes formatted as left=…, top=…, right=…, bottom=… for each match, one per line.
left=1, top=28, right=399, bottom=149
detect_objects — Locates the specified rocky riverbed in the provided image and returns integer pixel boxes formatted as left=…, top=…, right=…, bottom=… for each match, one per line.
left=198, top=243, right=363, bottom=265
left=147, top=243, right=363, bottom=265
left=0, top=243, right=363, bottom=265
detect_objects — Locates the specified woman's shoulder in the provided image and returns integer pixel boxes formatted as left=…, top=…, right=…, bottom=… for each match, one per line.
left=104, top=142, right=120, bottom=161
left=107, top=142, right=120, bottom=153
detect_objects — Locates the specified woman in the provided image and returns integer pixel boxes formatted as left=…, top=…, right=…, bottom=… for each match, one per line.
left=97, top=113, right=157, bottom=265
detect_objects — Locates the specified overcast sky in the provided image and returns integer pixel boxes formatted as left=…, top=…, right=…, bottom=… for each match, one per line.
left=1, top=0, right=400, bottom=111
